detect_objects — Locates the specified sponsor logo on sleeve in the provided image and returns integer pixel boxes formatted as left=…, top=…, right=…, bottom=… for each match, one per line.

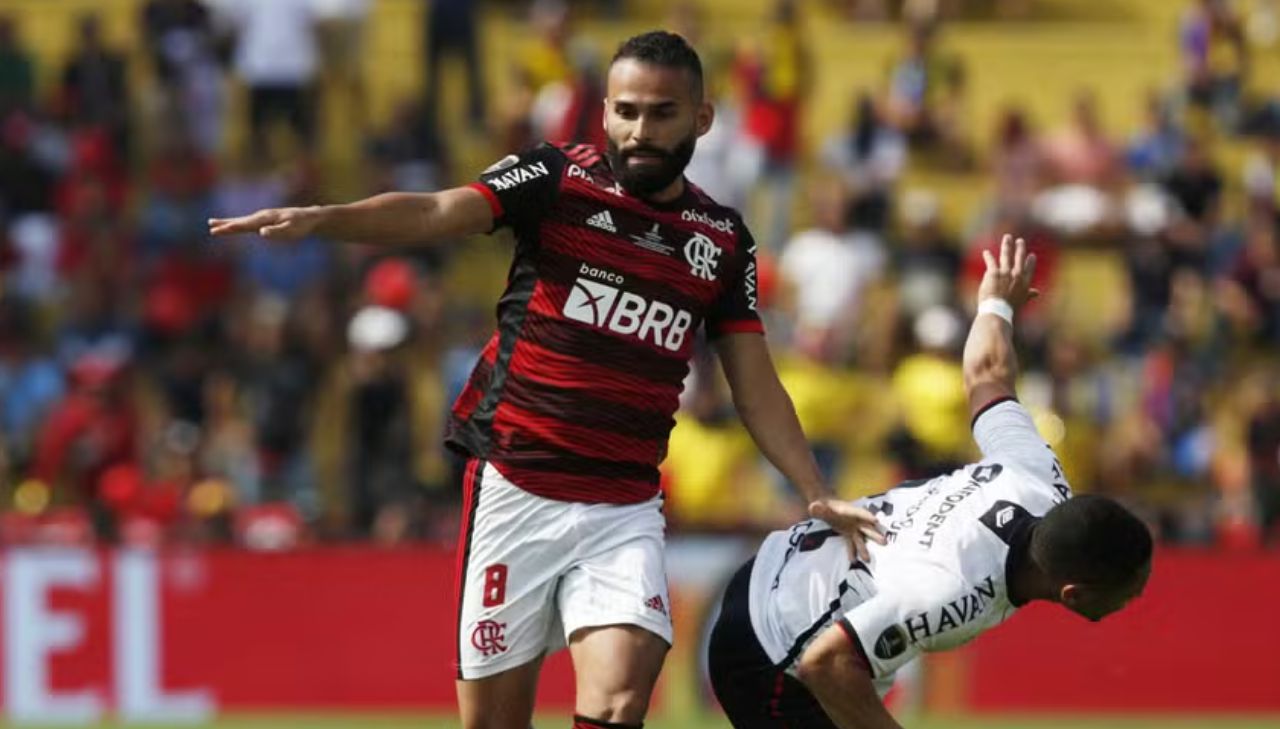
left=481, top=154, right=520, bottom=174
left=487, top=161, right=549, bottom=191
left=874, top=624, right=908, bottom=660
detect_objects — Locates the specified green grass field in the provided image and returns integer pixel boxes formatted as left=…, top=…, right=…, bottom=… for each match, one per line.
left=8, top=714, right=1279, bottom=729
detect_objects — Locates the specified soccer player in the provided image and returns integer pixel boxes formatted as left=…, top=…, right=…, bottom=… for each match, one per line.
left=707, top=235, right=1154, bottom=729
left=209, top=31, right=883, bottom=729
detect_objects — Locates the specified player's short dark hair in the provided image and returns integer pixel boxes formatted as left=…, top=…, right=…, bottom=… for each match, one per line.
left=1031, top=495, right=1153, bottom=589
left=611, top=31, right=704, bottom=99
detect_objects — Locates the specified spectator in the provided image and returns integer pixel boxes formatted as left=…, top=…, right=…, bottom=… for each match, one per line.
left=344, top=305, right=417, bottom=537
left=217, top=0, right=322, bottom=159
left=315, top=0, right=370, bottom=135
left=140, top=0, right=226, bottom=154
left=198, top=369, right=261, bottom=505
left=31, top=352, right=138, bottom=511
left=139, top=123, right=219, bottom=257
left=364, top=96, right=449, bottom=193
left=883, top=19, right=965, bottom=151
left=0, top=16, right=34, bottom=116
left=733, top=0, right=812, bottom=250
left=819, top=91, right=906, bottom=233
left=542, top=40, right=607, bottom=149
left=895, top=189, right=962, bottom=318
left=0, top=113, right=56, bottom=216
left=1041, top=90, right=1122, bottom=191
left=231, top=294, right=318, bottom=510
left=1181, top=0, right=1248, bottom=130
left=888, top=305, right=969, bottom=477
left=60, top=15, right=131, bottom=153
left=1247, top=387, right=1280, bottom=544
left=514, top=0, right=572, bottom=95
left=423, top=0, right=484, bottom=128
left=1161, top=135, right=1224, bottom=270
left=1243, top=123, right=1280, bottom=216
left=0, top=298, right=65, bottom=468
left=991, top=106, right=1045, bottom=218
left=1220, top=215, right=1280, bottom=343
left=1127, top=91, right=1186, bottom=182
left=778, top=181, right=886, bottom=362
left=234, top=161, right=332, bottom=298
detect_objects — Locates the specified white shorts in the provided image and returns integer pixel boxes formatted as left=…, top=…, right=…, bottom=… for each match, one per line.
left=453, top=459, right=673, bottom=680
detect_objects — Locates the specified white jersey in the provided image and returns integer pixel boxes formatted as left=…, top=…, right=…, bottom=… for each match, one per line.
left=747, top=400, right=1072, bottom=696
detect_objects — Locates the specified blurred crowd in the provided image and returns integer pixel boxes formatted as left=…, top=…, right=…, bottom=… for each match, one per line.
left=0, top=0, right=1278, bottom=550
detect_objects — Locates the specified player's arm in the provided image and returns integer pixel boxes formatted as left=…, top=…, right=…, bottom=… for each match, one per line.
left=209, top=146, right=564, bottom=245
left=716, top=334, right=884, bottom=559
left=795, top=623, right=906, bottom=729
left=963, top=234, right=1038, bottom=421
left=716, top=332, right=825, bottom=503
left=208, top=186, right=494, bottom=245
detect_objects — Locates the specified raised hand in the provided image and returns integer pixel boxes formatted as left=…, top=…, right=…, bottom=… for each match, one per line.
left=978, top=234, right=1039, bottom=312
left=208, top=206, right=324, bottom=241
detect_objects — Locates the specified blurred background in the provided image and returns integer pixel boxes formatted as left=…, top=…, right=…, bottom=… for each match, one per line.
left=0, top=0, right=1277, bottom=726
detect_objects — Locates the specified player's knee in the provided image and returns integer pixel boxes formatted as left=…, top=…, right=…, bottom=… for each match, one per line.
left=573, top=709, right=646, bottom=729
left=574, top=687, right=650, bottom=725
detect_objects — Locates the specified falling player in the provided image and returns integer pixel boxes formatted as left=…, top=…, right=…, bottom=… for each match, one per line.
left=707, top=235, right=1153, bottom=729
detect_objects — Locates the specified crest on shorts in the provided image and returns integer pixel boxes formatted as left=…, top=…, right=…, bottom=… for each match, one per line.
left=471, top=619, right=508, bottom=657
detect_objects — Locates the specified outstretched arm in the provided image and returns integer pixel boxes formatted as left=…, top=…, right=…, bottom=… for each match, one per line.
left=208, top=185, right=495, bottom=245
left=795, top=624, right=906, bottom=729
left=963, top=234, right=1039, bottom=421
left=716, top=333, right=884, bottom=560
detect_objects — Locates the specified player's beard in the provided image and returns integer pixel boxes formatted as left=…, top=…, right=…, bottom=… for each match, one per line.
left=606, top=133, right=697, bottom=198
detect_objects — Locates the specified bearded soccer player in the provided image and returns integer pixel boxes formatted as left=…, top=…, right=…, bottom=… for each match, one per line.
left=210, top=31, right=882, bottom=729
left=707, top=236, right=1154, bottom=729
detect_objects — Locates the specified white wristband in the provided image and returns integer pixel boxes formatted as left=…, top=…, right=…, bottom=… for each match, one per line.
left=978, top=298, right=1014, bottom=325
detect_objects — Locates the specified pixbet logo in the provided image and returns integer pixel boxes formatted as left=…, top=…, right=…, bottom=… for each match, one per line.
left=681, top=209, right=734, bottom=233
left=563, top=264, right=693, bottom=352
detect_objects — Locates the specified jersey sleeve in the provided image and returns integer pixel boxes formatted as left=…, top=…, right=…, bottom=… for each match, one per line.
left=468, top=144, right=565, bottom=233
left=971, top=398, right=1065, bottom=488
left=704, top=221, right=765, bottom=339
left=837, top=567, right=964, bottom=680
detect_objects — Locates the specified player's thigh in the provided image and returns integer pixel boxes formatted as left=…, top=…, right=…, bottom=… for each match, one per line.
left=455, top=654, right=544, bottom=729
left=455, top=460, right=574, bottom=682
left=560, top=496, right=672, bottom=722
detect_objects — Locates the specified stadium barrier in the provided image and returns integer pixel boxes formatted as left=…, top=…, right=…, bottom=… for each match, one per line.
left=0, top=544, right=1272, bottom=723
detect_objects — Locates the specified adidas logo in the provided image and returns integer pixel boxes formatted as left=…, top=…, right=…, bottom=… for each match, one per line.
left=644, top=595, right=667, bottom=616
left=586, top=210, right=617, bottom=233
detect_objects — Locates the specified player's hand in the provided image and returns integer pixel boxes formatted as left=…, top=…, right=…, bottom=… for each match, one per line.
left=977, top=234, right=1039, bottom=311
left=208, top=206, right=324, bottom=241
left=809, top=498, right=887, bottom=563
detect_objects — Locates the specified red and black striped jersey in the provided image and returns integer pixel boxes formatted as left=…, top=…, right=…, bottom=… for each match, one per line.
left=446, top=141, right=764, bottom=504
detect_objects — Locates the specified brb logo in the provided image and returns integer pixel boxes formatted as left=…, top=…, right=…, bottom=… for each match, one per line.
left=471, top=620, right=508, bottom=657
left=563, top=263, right=693, bottom=352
